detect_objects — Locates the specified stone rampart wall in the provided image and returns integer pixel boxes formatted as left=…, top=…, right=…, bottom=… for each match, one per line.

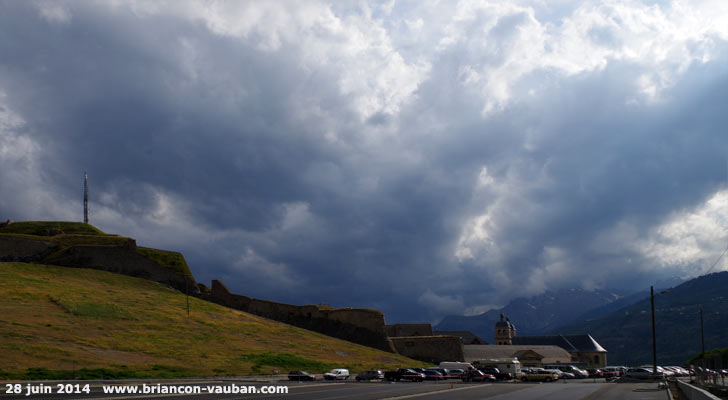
left=52, top=244, right=195, bottom=293
left=2, top=233, right=401, bottom=355
left=208, top=280, right=395, bottom=353
left=390, top=336, right=465, bottom=364
left=386, top=324, right=434, bottom=337
left=0, top=235, right=58, bottom=262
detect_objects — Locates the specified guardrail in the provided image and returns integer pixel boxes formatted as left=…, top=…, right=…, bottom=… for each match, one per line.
left=694, top=373, right=727, bottom=388
left=677, top=380, right=723, bottom=400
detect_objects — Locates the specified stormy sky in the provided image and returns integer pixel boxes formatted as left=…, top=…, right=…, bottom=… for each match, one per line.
left=1, top=0, right=728, bottom=324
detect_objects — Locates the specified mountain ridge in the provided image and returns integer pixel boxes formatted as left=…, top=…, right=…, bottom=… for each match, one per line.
left=549, top=271, right=728, bottom=366
left=435, top=287, right=634, bottom=343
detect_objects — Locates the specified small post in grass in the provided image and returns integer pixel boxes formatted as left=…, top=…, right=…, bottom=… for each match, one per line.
left=186, top=277, right=190, bottom=318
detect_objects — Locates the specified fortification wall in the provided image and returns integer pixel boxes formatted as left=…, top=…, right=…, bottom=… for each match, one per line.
left=328, top=309, right=387, bottom=333
left=0, top=236, right=58, bottom=262
left=390, top=336, right=465, bottom=364
left=208, top=280, right=395, bottom=353
left=386, top=324, right=433, bottom=337
left=49, top=243, right=195, bottom=293
left=2, top=232, right=402, bottom=356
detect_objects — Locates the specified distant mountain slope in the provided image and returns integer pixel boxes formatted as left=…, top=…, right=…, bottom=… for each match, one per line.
left=550, top=271, right=728, bottom=366
left=571, top=290, right=651, bottom=322
left=0, top=262, right=424, bottom=379
left=435, top=288, right=633, bottom=343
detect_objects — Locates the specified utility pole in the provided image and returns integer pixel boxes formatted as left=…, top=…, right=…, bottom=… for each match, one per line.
left=83, top=172, right=89, bottom=224
left=700, top=307, right=705, bottom=381
left=651, top=286, right=657, bottom=379
left=701, top=308, right=705, bottom=355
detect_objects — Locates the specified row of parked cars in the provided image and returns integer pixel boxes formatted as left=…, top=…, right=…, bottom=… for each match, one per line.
left=289, top=366, right=517, bottom=383
left=623, top=365, right=701, bottom=379
left=289, top=364, right=708, bottom=383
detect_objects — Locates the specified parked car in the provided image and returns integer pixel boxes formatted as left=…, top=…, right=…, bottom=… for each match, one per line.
left=544, top=364, right=588, bottom=378
left=356, top=370, right=384, bottom=381
left=384, top=368, right=425, bottom=382
left=586, top=369, right=603, bottom=378
left=423, top=370, right=445, bottom=381
left=545, top=369, right=573, bottom=379
left=639, top=365, right=673, bottom=377
left=449, top=368, right=464, bottom=377
left=663, top=366, right=688, bottom=377
left=601, top=366, right=624, bottom=378
left=439, top=362, right=475, bottom=370
left=461, top=369, right=496, bottom=383
left=625, top=368, right=658, bottom=379
left=521, top=368, right=559, bottom=382
left=426, top=368, right=452, bottom=379
left=288, top=370, right=317, bottom=381
left=324, top=368, right=350, bottom=380
left=478, top=366, right=513, bottom=381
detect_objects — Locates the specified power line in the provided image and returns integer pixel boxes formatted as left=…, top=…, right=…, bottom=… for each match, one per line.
left=704, top=235, right=728, bottom=275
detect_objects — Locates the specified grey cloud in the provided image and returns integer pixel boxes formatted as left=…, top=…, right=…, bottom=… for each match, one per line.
left=1, top=1, right=728, bottom=325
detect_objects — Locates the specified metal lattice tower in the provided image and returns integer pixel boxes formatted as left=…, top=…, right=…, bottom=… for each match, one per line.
left=84, top=172, right=89, bottom=224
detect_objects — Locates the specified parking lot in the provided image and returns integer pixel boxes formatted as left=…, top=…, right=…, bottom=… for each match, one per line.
left=1, top=378, right=672, bottom=400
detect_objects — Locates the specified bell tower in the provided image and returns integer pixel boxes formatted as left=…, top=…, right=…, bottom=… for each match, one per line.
left=494, top=313, right=517, bottom=345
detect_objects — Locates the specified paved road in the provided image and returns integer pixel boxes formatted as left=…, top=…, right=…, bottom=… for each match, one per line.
left=1, top=379, right=671, bottom=400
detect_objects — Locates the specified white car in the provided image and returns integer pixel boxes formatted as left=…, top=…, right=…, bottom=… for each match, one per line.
left=324, top=368, right=350, bottom=380
left=665, top=366, right=690, bottom=377
left=626, top=367, right=661, bottom=379
left=639, top=365, right=673, bottom=377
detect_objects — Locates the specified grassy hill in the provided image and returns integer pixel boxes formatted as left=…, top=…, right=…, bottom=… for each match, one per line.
left=550, top=271, right=728, bottom=366
left=0, top=262, right=426, bottom=379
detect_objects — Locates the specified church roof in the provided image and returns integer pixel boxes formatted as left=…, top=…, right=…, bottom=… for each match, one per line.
left=511, top=335, right=606, bottom=353
left=464, top=345, right=571, bottom=364
left=434, top=330, right=487, bottom=344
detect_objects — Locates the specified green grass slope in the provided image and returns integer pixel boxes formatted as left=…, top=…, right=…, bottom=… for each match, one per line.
left=0, top=262, right=426, bottom=379
left=0, top=221, right=107, bottom=236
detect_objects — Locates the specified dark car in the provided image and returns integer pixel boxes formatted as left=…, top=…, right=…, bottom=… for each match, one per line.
left=478, top=366, right=513, bottom=381
left=461, top=369, right=496, bottom=383
left=423, top=370, right=445, bottom=381
left=426, top=368, right=452, bottom=379
left=288, top=370, right=316, bottom=381
left=384, top=368, right=425, bottom=382
left=587, top=369, right=603, bottom=378
left=356, top=370, right=384, bottom=381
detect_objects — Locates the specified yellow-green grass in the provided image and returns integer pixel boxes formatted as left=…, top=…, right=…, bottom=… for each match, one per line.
left=0, top=221, right=108, bottom=236
left=136, top=247, right=192, bottom=277
left=0, top=262, right=427, bottom=379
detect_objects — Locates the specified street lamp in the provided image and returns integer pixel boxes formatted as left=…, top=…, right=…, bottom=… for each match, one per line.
left=651, top=286, right=668, bottom=380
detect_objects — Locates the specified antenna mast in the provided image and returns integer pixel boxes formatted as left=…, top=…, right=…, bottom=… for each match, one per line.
left=84, top=172, right=89, bottom=224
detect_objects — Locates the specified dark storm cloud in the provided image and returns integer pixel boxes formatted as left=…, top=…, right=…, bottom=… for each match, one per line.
left=2, top=0, right=728, bottom=324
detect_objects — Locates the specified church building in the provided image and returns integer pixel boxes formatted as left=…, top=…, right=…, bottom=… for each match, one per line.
left=489, top=314, right=608, bottom=367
